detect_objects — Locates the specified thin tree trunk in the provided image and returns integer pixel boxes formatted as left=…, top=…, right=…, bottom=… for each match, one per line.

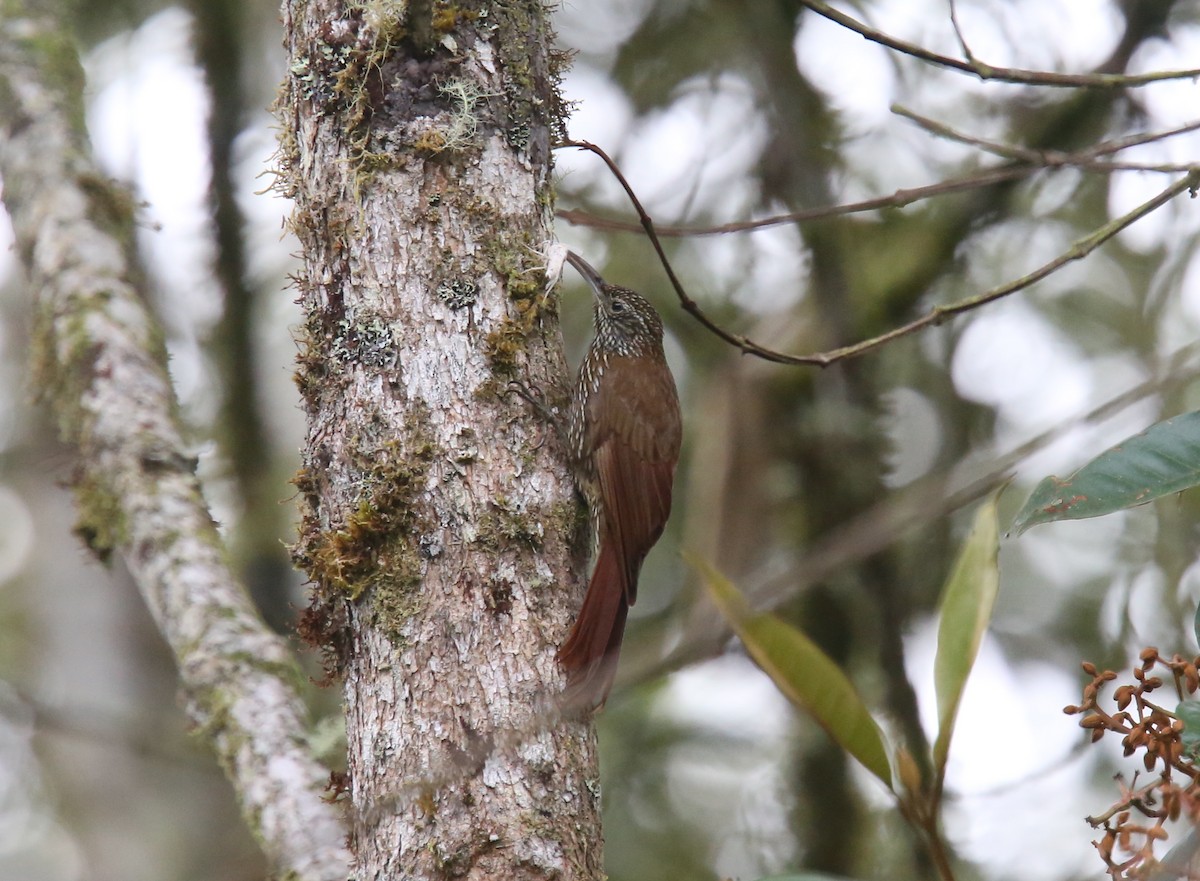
left=278, top=2, right=604, bottom=878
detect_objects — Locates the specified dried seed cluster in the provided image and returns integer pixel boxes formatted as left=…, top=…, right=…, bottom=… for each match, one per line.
left=1065, top=649, right=1200, bottom=879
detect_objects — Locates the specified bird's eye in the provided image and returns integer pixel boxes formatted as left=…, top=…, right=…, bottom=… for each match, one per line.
left=610, top=301, right=627, bottom=314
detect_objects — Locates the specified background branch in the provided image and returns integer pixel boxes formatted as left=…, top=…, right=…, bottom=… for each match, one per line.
left=564, top=140, right=1200, bottom=368
left=797, top=0, right=1200, bottom=87
left=895, top=105, right=1200, bottom=174
left=0, top=4, right=349, bottom=878
left=558, top=119, right=1200, bottom=237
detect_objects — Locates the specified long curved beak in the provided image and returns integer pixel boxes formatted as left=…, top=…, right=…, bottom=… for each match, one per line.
left=565, top=251, right=606, bottom=297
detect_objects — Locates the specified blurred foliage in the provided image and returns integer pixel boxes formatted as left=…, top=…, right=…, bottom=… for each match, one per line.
left=4, top=1, right=1200, bottom=880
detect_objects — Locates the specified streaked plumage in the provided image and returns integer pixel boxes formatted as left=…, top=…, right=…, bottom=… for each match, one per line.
left=558, top=252, right=681, bottom=708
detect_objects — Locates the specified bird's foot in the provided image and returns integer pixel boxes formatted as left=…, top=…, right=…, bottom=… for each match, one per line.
left=506, top=379, right=567, bottom=444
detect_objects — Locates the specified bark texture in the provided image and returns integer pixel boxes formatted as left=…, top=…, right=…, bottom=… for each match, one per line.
left=0, top=2, right=351, bottom=878
left=278, top=1, right=603, bottom=878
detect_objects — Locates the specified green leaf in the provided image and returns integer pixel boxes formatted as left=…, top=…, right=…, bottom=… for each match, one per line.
left=933, top=495, right=1001, bottom=793
left=1011, top=411, right=1200, bottom=535
left=754, top=875, right=864, bottom=881
left=689, top=554, right=893, bottom=791
left=1178, top=700, right=1200, bottom=758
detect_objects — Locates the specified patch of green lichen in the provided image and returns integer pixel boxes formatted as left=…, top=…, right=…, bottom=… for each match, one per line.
left=475, top=225, right=558, bottom=389
left=304, top=437, right=433, bottom=598
left=477, top=497, right=545, bottom=552
left=294, top=304, right=398, bottom=406
left=19, top=25, right=87, bottom=135
left=432, top=3, right=478, bottom=35
left=72, top=467, right=126, bottom=564
left=482, top=318, right=526, bottom=379
left=189, top=683, right=235, bottom=746
left=296, top=409, right=440, bottom=650
left=284, top=3, right=408, bottom=174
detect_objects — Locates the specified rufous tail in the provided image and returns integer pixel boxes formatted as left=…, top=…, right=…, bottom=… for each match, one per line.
left=557, top=539, right=630, bottom=710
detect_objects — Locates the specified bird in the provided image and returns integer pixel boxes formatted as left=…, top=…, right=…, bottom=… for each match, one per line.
left=558, top=251, right=682, bottom=709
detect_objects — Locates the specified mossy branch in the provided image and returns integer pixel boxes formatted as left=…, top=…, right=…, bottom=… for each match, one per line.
left=0, top=3, right=350, bottom=877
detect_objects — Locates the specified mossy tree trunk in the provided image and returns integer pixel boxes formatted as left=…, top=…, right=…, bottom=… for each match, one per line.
left=277, top=2, right=603, bottom=878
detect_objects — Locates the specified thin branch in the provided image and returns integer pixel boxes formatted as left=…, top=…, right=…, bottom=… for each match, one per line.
left=618, top=339, right=1200, bottom=692
left=558, top=164, right=1033, bottom=236
left=947, top=0, right=977, bottom=65
left=562, top=139, right=1200, bottom=368
left=3, top=687, right=221, bottom=771
left=782, top=338, right=1200, bottom=600
left=895, top=105, right=1200, bottom=174
left=0, top=5, right=349, bottom=879
left=798, top=0, right=1200, bottom=87
left=1079, top=119, right=1200, bottom=159
left=808, top=170, right=1200, bottom=364
left=558, top=118, right=1200, bottom=238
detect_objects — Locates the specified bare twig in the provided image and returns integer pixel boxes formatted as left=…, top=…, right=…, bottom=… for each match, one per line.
left=807, top=170, right=1200, bottom=363
left=558, top=118, right=1200, bottom=238
left=558, top=165, right=1033, bottom=236
left=798, top=0, right=1200, bottom=87
left=1075, top=119, right=1200, bottom=159
left=947, top=0, right=977, bottom=65
left=895, top=105, right=1200, bottom=174
left=760, top=338, right=1200, bottom=614
left=562, top=139, right=1200, bottom=368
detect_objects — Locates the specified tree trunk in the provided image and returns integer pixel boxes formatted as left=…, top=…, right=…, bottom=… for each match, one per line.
left=277, top=2, right=603, bottom=878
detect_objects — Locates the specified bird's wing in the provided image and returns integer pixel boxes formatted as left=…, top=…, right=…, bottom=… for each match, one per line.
left=587, top=354, right=681, bottom=605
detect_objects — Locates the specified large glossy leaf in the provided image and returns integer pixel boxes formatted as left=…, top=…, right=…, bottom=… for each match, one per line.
left=933, top=495, right=1001, bottom=794
left=1011, top=411, right=1200, bottom=535
left=689, top=554, right=893, bottom=791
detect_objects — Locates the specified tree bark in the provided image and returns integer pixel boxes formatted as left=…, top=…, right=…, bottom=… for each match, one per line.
left=0, top=2, right=351, bottom=878
left=278, top=1, right=603, bottom=878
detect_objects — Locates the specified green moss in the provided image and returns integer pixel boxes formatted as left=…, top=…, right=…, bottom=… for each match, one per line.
left=485, top=0, right=569, bottom=153
left=432, top=2, right=478, bottom=34
left=30, top=305, right=88, bottom=443
left=477, top=497, right=545, bottom=551
left=77, top=173, right=138, bottom=248
left=429, top=838, right=474, bottom=875
left=189, top=684, right=235, bottom=746
left=295, top=407, right=441, bottom=655
left=475, top=225, right=559, bottom=388
left=550, top=499, right=590, bottom=555
left=303, top=438, right=433, bottom=599
left=482, top=318, right=526, bottom=378
left=72, top=467, right=125, bottom=564
left=227, top=651, right=308, bottom=691
left=22, top=25, right=87, bottom=135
